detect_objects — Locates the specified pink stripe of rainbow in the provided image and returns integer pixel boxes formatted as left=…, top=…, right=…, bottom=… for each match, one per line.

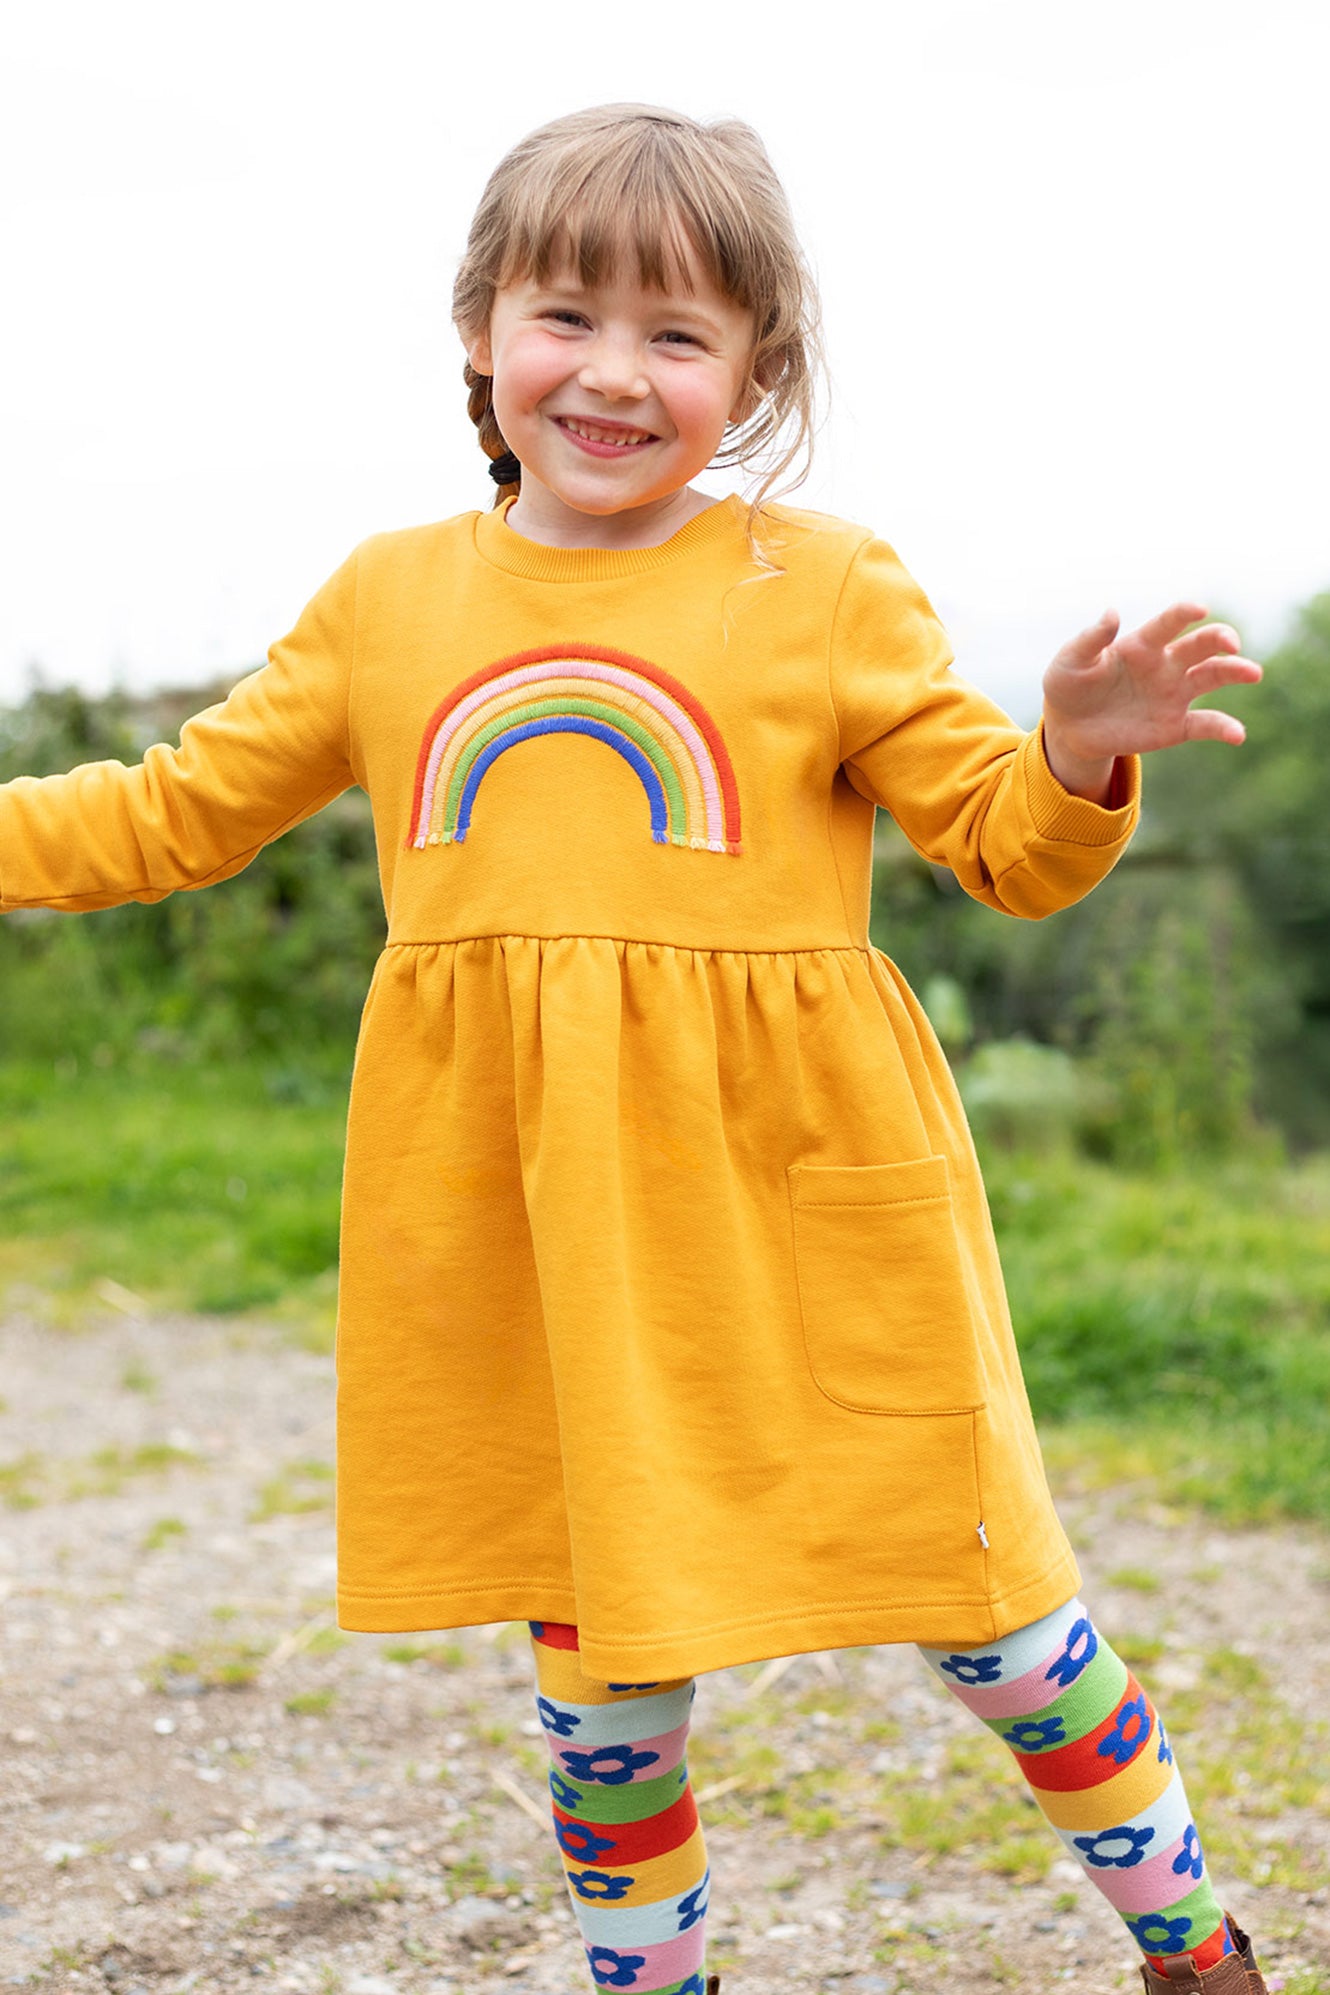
left=408, top=645, right=741, bottom=854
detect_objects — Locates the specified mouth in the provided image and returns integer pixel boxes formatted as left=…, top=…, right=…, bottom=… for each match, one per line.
left=553, top=416, right=658, bottom=456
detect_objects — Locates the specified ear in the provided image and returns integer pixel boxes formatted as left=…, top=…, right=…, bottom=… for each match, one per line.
left=730, top=348, right=779, bottom=426
left=466, top=326, right=494, bottom=377
left=729, top=376, right=764, bottom=426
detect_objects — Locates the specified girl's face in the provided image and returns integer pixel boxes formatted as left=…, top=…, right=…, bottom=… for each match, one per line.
left=467, top=241, right=756, bottom=544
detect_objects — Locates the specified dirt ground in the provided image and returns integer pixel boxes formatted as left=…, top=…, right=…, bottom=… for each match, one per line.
left=2, top=1307, right=1328, bottom=1995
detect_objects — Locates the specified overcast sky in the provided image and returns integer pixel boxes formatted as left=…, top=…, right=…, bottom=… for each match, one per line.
left=2, top=0, right=1326, bottom=719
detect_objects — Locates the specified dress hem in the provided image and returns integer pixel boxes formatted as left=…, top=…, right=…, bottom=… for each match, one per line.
left=335, top=1548, right=1082, bottom=1679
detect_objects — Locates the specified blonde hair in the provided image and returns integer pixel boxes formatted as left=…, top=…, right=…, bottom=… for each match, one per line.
left=453, top=103, right=824, bottom=519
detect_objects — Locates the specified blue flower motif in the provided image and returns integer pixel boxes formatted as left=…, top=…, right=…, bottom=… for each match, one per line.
left=549, top=1772, right=584, bottom=1811
left=1127, top=1912, right=1193, bottom=1954
left=555, top=1819, right=616, bottom=1863
left=588, top=1946, right=648, bottom=1988
left=1072, top=1824, right=1155, bottom=1869
left=562, top=1744, right=661, bottom=1786
left=677, top=1872, right=710, bottom=1931
left=939, top=1652, right=1003, bottom=1685
left=1002, top=1716, right=1067, bottom=1752
left=1045, top=1617, right=1098, bottom=1689
left=538, top=1696, right=581, bottom=1738
left=568, top=1870, right=633, bottom=1902
left=1157, top=1721, right=1175, bottom=1767
left=608, top=1681, right=660, bottom=1692
left=528, top=1621, right=545, bottom=1638
left=1098, top=1694, right=1152, bottom=1767
left=676, top=1979, right=706, bottom=1995
left=1172, top=1823, right=1205, bottom=1881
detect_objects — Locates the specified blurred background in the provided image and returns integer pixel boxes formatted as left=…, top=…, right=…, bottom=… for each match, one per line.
left=1, top=0, right=1329, bottom=1530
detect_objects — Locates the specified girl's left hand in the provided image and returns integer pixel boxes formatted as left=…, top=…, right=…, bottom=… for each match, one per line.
left=1040, top=604, right=1263, bottom=802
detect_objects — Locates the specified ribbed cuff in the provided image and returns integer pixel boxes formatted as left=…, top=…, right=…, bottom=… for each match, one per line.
left=1025, top=724, right=1140, bottom=846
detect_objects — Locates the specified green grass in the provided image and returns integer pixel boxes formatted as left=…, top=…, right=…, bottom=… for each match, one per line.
left=285, top=1689, right=336, bottom=1717
left=251, top=1457, right=335, bottom=1521
left=986, top=1147, right=1330, bottom=1525
left=148, top=1639, right=269, bottom=1690
left=0, top=1056, right=347, bottom=1331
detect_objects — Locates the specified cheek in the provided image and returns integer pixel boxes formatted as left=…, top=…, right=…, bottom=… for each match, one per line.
left=665, top=369, right=741, bottom=439
left=492, top=338, right=567, bottom=419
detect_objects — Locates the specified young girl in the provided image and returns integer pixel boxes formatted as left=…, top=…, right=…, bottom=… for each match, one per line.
left=1, top=105, right=1269, bottom=1995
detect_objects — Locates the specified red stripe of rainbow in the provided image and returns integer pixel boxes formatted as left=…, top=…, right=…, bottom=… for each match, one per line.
left=407, top=645, right=742, bottom=854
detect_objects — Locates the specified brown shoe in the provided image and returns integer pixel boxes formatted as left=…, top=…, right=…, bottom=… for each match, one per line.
left=1138, top=1918, right=1267, bottom=1993
left=705, top=1979, right=720, bottom=1995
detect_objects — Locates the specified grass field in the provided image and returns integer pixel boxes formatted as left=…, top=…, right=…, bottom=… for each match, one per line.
left=1, top=1055, right=1328, bottom=1527
left=0, top=1057, right=346, bottom=1330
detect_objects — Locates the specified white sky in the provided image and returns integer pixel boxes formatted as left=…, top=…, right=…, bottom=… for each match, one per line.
left=1, top=0, right=1326, bottom=720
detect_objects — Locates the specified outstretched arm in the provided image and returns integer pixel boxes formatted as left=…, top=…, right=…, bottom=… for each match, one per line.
left=1041, top=605, right=1264, bottom=804
left=0, top=551, right=359, bottom=914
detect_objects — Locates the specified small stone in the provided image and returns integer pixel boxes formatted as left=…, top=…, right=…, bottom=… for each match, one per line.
left=450, top=1895, right=529, bottom=1951
left=944, top=1899, right=998, bottom=1927
left=153, top=1717, right=176, bottom=1736
left=347, top=1979, right=396, bottom=1995
left=42, top=1841, right=86, bottom=1864
left=311, top=1850, right=358, bottom=1872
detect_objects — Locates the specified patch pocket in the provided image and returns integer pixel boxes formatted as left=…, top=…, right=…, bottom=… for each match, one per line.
left=787, top=1155, right=985, bottom=1415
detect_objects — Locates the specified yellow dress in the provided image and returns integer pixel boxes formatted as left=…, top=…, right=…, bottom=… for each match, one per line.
left=0, top=496, right=1139, bottom=1679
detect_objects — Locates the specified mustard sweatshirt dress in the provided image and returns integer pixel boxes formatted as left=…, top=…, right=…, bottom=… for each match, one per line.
left=0, top=496, right=1140, bottom=1680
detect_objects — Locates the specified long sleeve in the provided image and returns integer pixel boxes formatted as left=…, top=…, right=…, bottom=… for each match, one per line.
left=0, top=550, right=360, bottom=913
left=831, top=533, right=1139, bottom=920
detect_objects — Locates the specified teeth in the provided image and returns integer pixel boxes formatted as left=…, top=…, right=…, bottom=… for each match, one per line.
left=562, top=419, right=651, bottom=446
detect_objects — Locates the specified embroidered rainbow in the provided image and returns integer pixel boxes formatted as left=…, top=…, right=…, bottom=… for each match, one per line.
left=408, top=644, right=742, bottom=854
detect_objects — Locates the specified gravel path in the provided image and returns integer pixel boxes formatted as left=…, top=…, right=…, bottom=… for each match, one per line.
left=2, top=1309, right=1327, bottom=1994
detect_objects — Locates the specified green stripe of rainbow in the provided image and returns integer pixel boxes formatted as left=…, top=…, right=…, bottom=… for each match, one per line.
left=408, top=645, right=742, bottom=854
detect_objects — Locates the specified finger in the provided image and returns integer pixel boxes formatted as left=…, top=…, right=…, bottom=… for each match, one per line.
left=1183, top=656, right=1263, bottom=696
left=1183, top=706, right=1247, bottom=746
left=1131, top=601, right=1210, bottom=651
left=1168, top=621, right=1242, bottom=669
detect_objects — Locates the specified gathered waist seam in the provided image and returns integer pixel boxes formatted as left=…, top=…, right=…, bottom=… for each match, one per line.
left=383, top=931, right=875, bottom=957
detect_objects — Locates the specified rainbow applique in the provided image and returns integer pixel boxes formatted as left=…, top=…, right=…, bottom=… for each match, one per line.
left=408, top=645, right=742, bottom=854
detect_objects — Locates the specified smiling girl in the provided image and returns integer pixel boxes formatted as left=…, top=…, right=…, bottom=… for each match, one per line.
left=0, top=104, right=1268, bottom=1993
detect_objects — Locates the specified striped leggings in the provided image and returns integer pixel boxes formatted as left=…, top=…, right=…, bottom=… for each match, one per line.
left=529, top=1598, right=1234, bottom=1993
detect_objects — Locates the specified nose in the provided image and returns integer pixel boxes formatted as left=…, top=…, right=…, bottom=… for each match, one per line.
left=577, top=328, right=649, bottom=404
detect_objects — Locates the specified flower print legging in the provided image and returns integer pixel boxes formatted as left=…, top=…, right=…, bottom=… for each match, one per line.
left=528, top=1598, right=1234, bottom=1994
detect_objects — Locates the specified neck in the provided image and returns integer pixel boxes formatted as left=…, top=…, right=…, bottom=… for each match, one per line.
left=504, top=483, right=718, bottom=552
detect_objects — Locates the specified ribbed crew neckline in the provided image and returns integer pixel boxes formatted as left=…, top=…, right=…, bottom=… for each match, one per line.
left=473, top=492, right=745, bottom=582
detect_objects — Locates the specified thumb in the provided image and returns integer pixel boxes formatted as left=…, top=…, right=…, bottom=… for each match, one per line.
left=1060, top=608, right=1120, bottom=667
